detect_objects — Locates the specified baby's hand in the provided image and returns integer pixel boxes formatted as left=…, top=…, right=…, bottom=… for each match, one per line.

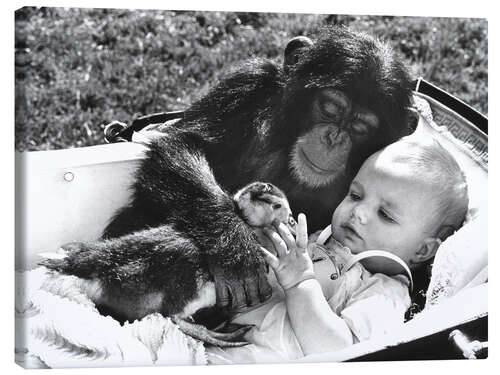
left=259, top=214, right=315, bottom=290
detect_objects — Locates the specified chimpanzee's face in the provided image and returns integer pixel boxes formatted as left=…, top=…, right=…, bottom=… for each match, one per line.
left=290, top=88, right=380, bottom=188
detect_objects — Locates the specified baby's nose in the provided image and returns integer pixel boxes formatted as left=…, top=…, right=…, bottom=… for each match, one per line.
left=351, top=205, right=367, bottom=225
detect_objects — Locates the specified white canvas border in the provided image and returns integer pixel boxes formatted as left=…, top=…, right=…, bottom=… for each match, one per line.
left=2, top=1, right=496, bottom=373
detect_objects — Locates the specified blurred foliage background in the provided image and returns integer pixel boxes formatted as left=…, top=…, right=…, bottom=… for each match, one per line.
left=15, top=7, right=488, bottom=151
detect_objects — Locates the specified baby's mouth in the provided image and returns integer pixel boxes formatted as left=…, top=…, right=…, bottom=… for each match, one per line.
left=341, top=223, right=363, bottom=241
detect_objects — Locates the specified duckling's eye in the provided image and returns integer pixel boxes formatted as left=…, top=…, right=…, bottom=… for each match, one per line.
left=272, top=203, right=282, bottom=210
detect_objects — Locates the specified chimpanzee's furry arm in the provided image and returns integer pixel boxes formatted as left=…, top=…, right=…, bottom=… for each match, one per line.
left=103, top=128, right=271, bottom=310
left=101, top=62, right=284, bottom=310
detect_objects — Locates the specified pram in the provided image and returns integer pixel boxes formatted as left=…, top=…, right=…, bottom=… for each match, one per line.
left=15, top=79, right=488, bottom=367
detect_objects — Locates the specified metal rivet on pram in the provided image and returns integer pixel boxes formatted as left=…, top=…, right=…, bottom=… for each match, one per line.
left=63, top=172, right=74, bottom=182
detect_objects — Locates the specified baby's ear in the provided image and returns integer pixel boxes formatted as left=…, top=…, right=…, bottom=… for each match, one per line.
left=414, top=238, right=442, bottom=264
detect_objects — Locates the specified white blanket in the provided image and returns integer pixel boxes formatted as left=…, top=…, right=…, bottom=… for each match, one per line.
left=15, top=267, right=207, bottom=369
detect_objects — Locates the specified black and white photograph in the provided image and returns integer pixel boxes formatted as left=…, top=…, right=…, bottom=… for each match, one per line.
left=13, top=2, right=489, bottom=370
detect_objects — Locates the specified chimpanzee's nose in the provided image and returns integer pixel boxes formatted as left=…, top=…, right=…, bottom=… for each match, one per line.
left=327, top=127, right=349, bottom=147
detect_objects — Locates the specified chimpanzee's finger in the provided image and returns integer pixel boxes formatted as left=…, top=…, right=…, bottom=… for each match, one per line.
left=244, top=277, right=260, bottom=307
left=258, top=269, right=273, bottom=303
left=215, top=282, right=231, bottom=308
left=263, top=228, right=287, bottom=258
left=230, top=281, right=248, bottom=311
left=296, top=213, right=308, bottom=251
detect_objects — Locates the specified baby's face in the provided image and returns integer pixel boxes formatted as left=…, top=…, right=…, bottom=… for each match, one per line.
left=331, top=152, right=439, bottom=271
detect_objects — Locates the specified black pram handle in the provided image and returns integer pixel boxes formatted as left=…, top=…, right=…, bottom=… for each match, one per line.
left=413, top=78, right=488, bottom=135
left=104, top=110, right=185, bottom=143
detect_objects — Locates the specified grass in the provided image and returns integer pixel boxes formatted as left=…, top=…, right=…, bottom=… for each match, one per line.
left=14, top=7, right=488, bottom=151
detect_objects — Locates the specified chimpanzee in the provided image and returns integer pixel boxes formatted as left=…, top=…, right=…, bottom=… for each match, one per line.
left=47, top=26, right=414, bottom=327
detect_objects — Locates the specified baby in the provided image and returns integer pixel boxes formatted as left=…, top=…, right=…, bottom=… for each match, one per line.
left=208, top=136, right=468, bottom=363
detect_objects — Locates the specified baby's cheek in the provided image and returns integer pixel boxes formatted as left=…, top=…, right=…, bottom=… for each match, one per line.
left=368, top=227, right=401, bottom=252
left=331, top=205, right=344, bottom=227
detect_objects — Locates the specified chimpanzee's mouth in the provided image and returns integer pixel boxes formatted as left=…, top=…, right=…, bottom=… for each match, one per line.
left=299, top=148, right=338, bottom=174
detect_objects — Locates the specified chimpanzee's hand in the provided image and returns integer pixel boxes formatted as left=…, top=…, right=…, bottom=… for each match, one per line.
left=210, top=261, right=272, bottom=312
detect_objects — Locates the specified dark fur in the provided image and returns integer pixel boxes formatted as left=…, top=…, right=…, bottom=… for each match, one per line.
left=106, top=26, right=413, bottom=236
left=47, top=26, right=413, bottom=316
left=46, top=226, right=204, bottom=316
left=104, top=131, right=264, bottom=272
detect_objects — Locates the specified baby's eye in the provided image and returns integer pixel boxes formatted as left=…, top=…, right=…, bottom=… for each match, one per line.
left=349, top=191, right=361, bottom=201
left=379, top=209, right=395, bottom=223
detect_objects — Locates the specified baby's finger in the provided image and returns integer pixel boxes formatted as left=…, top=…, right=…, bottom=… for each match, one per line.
left=275, top=222, right=295, bottom=250
left=254, top=229, right=276, bottom=254
left=263, top=228, right=287, bottom=258
left=259, top=246, right=279, bottom=269
left=296, top=213, right=308, bottom=251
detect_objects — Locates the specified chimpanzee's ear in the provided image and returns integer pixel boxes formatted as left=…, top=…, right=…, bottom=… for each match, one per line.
left=284, top=36, right=313, bottom=70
